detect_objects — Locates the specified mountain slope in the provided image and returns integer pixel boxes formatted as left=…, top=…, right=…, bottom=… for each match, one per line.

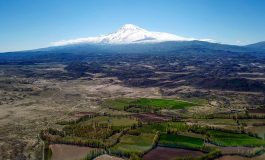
left=246, top=41, right=265, bottom=51
left=42, top=40, right=252, bottom=55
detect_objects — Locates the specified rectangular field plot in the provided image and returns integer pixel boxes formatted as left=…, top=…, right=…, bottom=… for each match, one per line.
left=158, top=134, right=204, bottom=149
left=191, top=119, right=238, bottom=126
left=111, top=133, right=155, bottom=155
left=132, top=113, right=172, bottom=122
left=207, top=130, right=265, bottom=147
left=143, top=147, right=205, bottom=160
left=131, top=98, right=197, bottom=109
left=49, top=144, right=99, bottom=160
left=245, top=126, right=265, bottom=139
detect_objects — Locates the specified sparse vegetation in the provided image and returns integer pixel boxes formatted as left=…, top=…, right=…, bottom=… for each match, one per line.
left=1, top=51, right=265, bottom=160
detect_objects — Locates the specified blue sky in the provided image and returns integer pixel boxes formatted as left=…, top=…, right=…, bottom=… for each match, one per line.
left=0, top=0, right=265, bottom=52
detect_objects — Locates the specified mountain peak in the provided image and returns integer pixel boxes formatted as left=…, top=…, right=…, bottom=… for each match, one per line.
left=52, top=24, right=212, bottom=46
left=120, top=24, right=142, bottom=30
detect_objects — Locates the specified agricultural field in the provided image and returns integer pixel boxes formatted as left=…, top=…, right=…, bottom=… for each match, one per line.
left=131, top=98, right=197, bottom=109
left=207, top=130, right=265, bottom=147
left=158, top=134, right=204, bottom=149
left=132, top=113, right=172, bottom=122
left=103, top=98, right=198, bottom=112
left=49, top=144, right=96, bottom=160
left=239, top=119, right=265, bottom=126
left=94, top=154, right=124, bottom=160
left=217, top=154, right=265, bottom=160
left=39, top=97, right=265, bottom=160
left=110, top=133, right=156, bottom=155
left=133, top=122, right=188, bottom=134
left=245, top=126, right=265, bottom=139
left=79, top=116, right=138, bottom=128
left=189, top=119, right=238, bottom=126
left=187, top=119, right=240, bottom=131
left=143, top=147, right=205, bottom=160
left=217, top=146, right=262, bottom=156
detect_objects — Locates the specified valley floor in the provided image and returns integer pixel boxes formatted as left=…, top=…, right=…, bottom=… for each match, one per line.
left=0, top=53, right=265, bottom=160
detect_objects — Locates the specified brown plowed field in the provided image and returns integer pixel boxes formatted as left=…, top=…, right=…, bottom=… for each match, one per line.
left=143, top=147, right=204, bottom=160
left=133, top=113, right=172, bottom=122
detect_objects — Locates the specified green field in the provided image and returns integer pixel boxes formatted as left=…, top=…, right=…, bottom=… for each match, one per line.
left=111, top=133, right=155, bottom=155
left=159, top=134, right=204, bottom=149
left=104, top=98, right=197, bottom=111
left=207, top=130, right=265, bottom=147
left=132, top=98, right=197, bottom=109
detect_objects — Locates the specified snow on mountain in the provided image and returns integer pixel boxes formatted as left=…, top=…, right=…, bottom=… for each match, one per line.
left=52, top=24, right=213, bottom=46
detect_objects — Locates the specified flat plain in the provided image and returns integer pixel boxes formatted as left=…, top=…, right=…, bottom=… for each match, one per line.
left=0, top=52, right=265, bottom=160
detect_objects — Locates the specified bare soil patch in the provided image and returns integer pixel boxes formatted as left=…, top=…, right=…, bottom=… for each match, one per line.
left=71, top=111, right=96, bottom=118
left=49, top=144, right=95, bottom=160
left=219, top=147, right=254, bottom=155
left=217, top=154, right=265, bottom=160
left=94, top=154, right=124, bottom=160
left=133, top=113, right=172, bottom=122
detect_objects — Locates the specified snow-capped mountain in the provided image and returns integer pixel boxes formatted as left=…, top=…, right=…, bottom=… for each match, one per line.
left=52, top=24, right=212, bottom=46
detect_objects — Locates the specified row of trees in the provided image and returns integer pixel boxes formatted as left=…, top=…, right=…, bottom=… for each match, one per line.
left=57, top=113, right=99, bottom=125
left=191, top=112, right=265, bottom=120
left=40, top=123, right=134, bottom=150
left=124, top=105, right=161, bottom=113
